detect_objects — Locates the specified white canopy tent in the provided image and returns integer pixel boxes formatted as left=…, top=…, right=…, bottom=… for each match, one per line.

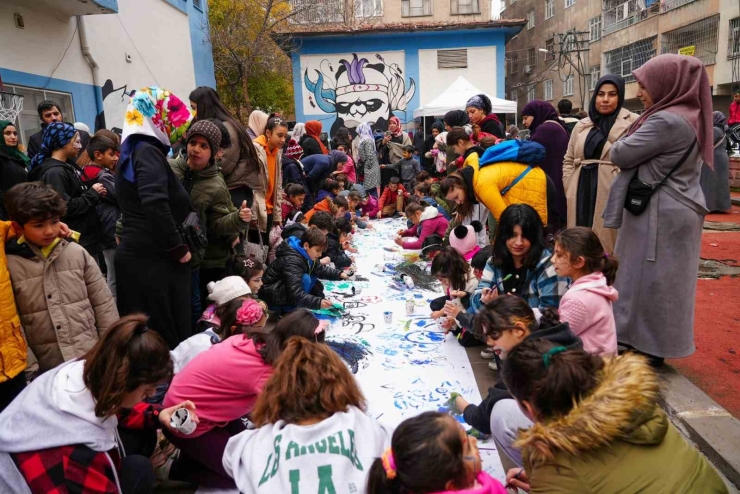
left=413, top=76, right=518, bottom=118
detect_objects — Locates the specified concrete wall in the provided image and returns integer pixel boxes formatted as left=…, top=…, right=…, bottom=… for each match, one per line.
left=382, top=0, right=491, bottom=24
left=418, top=45, right=498, bottom=106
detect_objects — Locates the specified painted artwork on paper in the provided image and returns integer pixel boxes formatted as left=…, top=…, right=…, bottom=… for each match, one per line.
left=301, top=51, right=416, bottom=135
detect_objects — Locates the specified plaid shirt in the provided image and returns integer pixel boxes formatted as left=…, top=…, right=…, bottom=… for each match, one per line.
left=10, top=403, right=161, bottom=493
left=470, top=249, right=569, bottom=312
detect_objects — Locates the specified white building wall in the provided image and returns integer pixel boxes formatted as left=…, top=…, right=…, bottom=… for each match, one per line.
left=417, top=46, right=498, bottom=106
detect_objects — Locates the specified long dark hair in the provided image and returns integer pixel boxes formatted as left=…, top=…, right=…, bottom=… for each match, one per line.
left=189, top=86, right=258, bottom=166
left=430, top=247, right=470, bottom=292
left=555, top=227, right=619, bottom=285
left=83, top=314, right=173, bottom=418
left=256, top=309, right=325, bottom=365
left=502, top=339, right=604, bottom=421
left=493, top=204, right=545, bottom=272
left=439, top=173, right=473, bottom=219
left=366, top=412, right=469, bottom=493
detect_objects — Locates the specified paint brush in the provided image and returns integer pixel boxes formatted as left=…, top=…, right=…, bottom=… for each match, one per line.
left=495, top=274, right=513, bottom=294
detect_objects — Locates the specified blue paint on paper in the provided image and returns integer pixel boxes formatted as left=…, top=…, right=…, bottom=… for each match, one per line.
left=327, top=340, right=372, bottom=374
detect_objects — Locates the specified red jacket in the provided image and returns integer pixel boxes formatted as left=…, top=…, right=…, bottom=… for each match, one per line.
left=730, top=101, right=740, bottom=125
left=400, top=207, right=449, bottom=250
left=377, top=184, right=409, bottom=211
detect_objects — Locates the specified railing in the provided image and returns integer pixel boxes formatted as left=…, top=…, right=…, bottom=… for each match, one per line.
left=661, top=15, right=719, bottom=65
left=660, top=0, right=697, bottom=13
left=290, top=0, right=346, bottom=23
left=602, top=0, right=659, bottom=36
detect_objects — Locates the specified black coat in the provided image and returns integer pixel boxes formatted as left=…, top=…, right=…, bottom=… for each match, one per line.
left=326, top=232, right=352, bottom=269
left=81, top=165, right=119, bottom=250
left=299, top=135, right=325, bottom=158
left=0, top=152, right=29, bottom=220
left=259, top=239, right=343, bottom=309
left=282, top=157, right=314, bottom=212
left=27, top=126, right=90, bottom=162
left=479, top=117, right=504, bottom=139
left=461, top=321, right=582, bottom=434
left=30, top=157, right=102, bottom=254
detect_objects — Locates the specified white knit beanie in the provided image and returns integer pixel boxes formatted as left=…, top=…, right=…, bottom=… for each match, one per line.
left=207, top=276, right=251, bottom=306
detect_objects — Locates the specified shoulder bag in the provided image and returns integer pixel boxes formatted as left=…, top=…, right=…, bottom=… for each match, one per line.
left=624, top=140, right=696, bottom=216
left=178, top=170, right=208, bottom=252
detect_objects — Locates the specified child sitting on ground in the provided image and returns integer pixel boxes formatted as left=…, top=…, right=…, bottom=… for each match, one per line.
left=315, top=179, right=341, bottom=202
left=304, top=195, right=349, bottom=223
left=4, top=182, right=118, bottom=374
left=366, top=411, right=506, bottom=494
left=390, top=145, right=420, bottom=192
left=334, top=172, right=353, bottom=191
left=224, top=337, right=391, bottom=493
left=552, top=227, right=619, bottom=356
left=357, top=185, right=379, bottom=218
left=282, top=183, right=306, bottom=225
left=225, top=255, right=265, bottom=295
left=415, top=183, right=451, bottom=221
left=260, top=228, right=349, bottom=311
left=376, top=177, right=408, bottom=219
left=326, top=217, right=356, bottom=269
left=331, top=143, right=357, bottom=183
left=416, top=170, right=453, bottom=218
left=449, top=221, right=483, bottom=261
left=395, top=202, right=449, bottom=250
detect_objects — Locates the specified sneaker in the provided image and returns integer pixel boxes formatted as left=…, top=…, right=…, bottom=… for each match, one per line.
left=488, top=360, right=498, bottom=371
left=480, top=347, right=495, bottom=359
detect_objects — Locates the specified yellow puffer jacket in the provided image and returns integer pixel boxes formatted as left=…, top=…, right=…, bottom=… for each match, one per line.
left=0, top=222, right=27, bottom=383
left=462, top=156, right=548, bottom=224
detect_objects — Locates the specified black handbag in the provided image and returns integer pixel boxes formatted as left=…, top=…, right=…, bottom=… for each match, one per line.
left=179, top=211, right=208, bottom=252
left=624, top=140, right=696, bottom=216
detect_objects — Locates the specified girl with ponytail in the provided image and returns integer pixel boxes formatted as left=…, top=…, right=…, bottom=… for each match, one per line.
left=366, top=411, right=506, bottom=494
left=552, top=227, right=619, bottom=356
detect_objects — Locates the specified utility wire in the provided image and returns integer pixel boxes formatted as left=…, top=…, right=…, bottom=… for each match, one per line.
left=43, top=18, right=79, bottom=89
left=115, top=15, right=161, bottom=86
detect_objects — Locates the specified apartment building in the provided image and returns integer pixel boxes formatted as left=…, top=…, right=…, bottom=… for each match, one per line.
left=281, top=0, right=524, bottom=134
left=503, top=0, right=740, bottom=115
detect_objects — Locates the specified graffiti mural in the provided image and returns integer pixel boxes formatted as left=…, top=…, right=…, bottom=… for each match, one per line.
left=94, top=79, right=131, bottom=134
left=301, top=51, right=416, bottom=135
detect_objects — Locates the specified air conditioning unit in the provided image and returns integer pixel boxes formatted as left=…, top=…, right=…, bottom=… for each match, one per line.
left=524, top=65, right=533, bottom=74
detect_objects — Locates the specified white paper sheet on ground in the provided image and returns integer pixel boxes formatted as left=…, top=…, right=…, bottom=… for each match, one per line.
left=322, top=218, right=506, bottom=482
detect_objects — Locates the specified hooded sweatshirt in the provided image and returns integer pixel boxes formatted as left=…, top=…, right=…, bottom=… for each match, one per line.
left=223, top=406, right=391, bottom=494
left=559, top=272, right=618, bottom=356
left=0, top=360, right=122, bottom=493
left=431, top=472, right=507, bottom=494
left=399, top=207, right=449, bottom=250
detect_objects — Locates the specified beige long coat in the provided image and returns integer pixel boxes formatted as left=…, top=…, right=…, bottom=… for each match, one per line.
left=562, top=108, right=638, bottom=253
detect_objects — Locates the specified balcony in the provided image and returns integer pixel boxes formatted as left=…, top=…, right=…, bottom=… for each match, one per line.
left=11, top=0, right=118, bottom=16
left=290, top=0, right=346, bottom=24
left=660, top=0, right=698, bottom=13
left=661, top=15, right=719, bottom=65
left=604, top=36, right=657, bottom=82
left=602, top=0, right=659, bottom=36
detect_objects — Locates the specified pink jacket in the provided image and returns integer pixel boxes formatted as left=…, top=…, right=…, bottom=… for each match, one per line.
left=163, top=336, right=272, bottom=437
left=360, top=194, right=379, bottom=218
left=431, top=472, right=506, bottom=494
left=339, top=156, right=357, bottom=183
left=401, top=207, right=449, bottom=250
left=559, top=272, right=618, bottom=356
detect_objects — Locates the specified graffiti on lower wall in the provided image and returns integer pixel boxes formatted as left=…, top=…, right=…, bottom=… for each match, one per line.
left=95, top=79, right=130, bottom=134
left=301, top=51, right=416, bottom=135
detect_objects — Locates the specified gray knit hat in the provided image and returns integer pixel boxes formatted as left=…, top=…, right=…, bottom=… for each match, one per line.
left=187, top=120, right=222, bottom=157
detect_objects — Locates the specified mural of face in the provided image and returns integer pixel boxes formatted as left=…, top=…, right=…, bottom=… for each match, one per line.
left=335, top=89, right=389, bottom=129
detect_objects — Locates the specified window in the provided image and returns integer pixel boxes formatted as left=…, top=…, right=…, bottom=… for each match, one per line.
left=527, top=47, right=536, bottom=67
left=589, top=15, right=602, bottom=41
left=291, top=0, right=345, bottom=23
left=2, top=85, right=74, bottom=149
left=563, top=75, right=574, bottom=96
left=526, top=9, right=535, bottom=29
left=193, top=0, right=203, bottom=10
left=511, top=90, right=518, bottom=103
left=437, top=49, right=468, bottom=69
left=545, top=0, right=554, bottom=19
left=588, top=65, right=600, bottom=90
left=509, top=54, right=519, bottom=75
left=565, top=0, right=574, bottom=8
left=604, top=36, right=657, bottom=83
left=621, top=59, right=632, bottom=76
left=545, top=38, right=555, bottom=60
left=402, top=0, right=432, bottom=16
left=661, top=15, right=719, bottom=65
left=544, top=79, right=553, bottom=100
left=729, top=18, right=740, bottom=59
left=451, top=0, right=481, bottom=14
left=527, top=87, right=536, bottom=102
left=355, top=0, right=382, bottom=17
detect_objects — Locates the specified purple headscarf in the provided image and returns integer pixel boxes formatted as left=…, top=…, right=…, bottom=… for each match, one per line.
left=521, top=101, right=565, bottom=134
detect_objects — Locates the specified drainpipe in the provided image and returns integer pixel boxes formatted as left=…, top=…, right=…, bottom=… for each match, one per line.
left=77, top=16, right=104, bottom=124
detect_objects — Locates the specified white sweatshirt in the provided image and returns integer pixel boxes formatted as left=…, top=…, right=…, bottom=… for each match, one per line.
left=223, top=406, right=391, bottom=494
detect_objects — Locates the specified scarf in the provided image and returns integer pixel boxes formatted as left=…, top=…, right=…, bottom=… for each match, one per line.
left=292, top=123, right=306, bottom=142
left=584, top=74, right=626, bottom=160
left=389, top=116, right=403, bottom=138
left=0, top=120, right=31, bottom=169
left=305, top=120, right=329, bottom=154
left=521, top=101, right=564, bottom=134
left=713, top=111, right=729, bottom=134
left=119, top=86, right=194, bottom=182
left=329, top=150, right=348, bottom=169
left=29, top=122, right=77, bottom=170
left=627, top=54, right=713, bottom=168
left=443, top=110, right=469, bottom=128
left=357, top=122, right=374, bottom=142
left=248, top=110, right=269, bottom=138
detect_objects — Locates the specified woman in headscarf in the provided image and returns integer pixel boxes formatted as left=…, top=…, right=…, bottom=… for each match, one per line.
left=522, top=101, right=569, bottom=229
left=357, top=122, right=381, bottom=197
left=563, top=75, right=638, bottom=253
left=291, top=122, right=306, bottom=144
left=700, top=111, right=732, bottom=213
left=604, top=54, right=713, bottom=366
left=300, top=120, right=329, bottom=157
left=378, top=116, right=412, bottom=172
left=422, top=121, right=445, bottom=174
left=0, top=121, right=30, bottom=220
left=466, top=94, right=504, bottom=138
left=301, top=150, right=347, bottom=200
left=115, top=86, right=194, bottom=349
left=247, top=110, right=268, bottom=140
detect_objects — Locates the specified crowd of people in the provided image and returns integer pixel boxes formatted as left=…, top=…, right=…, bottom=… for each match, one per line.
left=0, top=53, right=732, bottom=493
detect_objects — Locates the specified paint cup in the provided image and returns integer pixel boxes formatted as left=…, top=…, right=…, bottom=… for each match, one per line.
left=169, top=407, right=197, bottom=435
left=383, top=311, right=393, bottom=325
left=375, top=264, right=385, bottom=273
left=402, top=275, right=415, bottom=289
left=405, top=299, right=415, bottom=315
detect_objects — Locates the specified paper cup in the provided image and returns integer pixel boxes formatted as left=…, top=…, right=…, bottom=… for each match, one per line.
left=405, top=299, right=415, bottom=315
left=170, top=407, right=197, bottom=435
left=383, top=311, right=393, bottom=324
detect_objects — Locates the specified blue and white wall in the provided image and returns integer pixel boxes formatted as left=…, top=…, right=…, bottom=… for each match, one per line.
left=0, top=0, right=215, bottom=144
left=291, top=28, right=512, bottom=135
